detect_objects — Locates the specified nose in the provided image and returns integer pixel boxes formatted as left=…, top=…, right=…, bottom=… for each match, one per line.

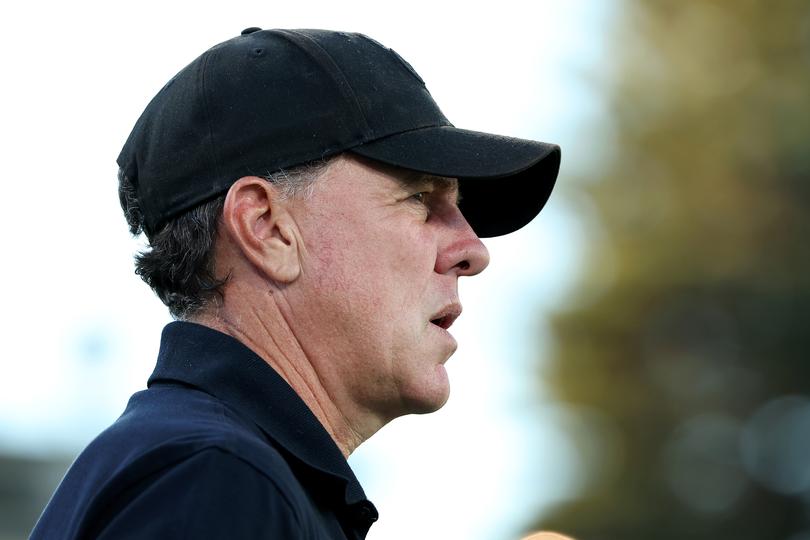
left=434, top=207, right=491, bottom=277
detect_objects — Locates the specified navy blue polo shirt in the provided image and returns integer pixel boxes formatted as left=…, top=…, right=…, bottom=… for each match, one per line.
left=31, top=321, right=378, bottom=539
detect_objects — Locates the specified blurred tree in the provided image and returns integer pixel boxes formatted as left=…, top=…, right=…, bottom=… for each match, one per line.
left=532, top=1, right=810, bottom=539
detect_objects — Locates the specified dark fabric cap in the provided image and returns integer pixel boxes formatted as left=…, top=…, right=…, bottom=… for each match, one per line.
left=117, top=28, right=561, bottom=238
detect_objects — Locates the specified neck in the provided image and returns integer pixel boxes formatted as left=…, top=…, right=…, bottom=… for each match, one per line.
left=192, top=284, right=369, bottom=457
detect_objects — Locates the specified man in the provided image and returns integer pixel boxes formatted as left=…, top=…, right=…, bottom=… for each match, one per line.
left=32, top=28, right=560, bottom=539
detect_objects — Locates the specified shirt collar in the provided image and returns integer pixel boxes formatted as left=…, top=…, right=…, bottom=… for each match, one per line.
left=147, top=321, right=376, bottom=515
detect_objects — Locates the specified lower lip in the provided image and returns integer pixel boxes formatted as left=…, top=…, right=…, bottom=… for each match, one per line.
left=430, top=323, right=458, bottom=350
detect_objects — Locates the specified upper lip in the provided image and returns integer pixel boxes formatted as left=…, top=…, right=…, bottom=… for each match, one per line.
left=430, top=303, right=462, bottom=330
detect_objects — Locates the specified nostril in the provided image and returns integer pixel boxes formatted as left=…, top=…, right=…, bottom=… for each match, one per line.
left=457, top=260, right=470, bottom=271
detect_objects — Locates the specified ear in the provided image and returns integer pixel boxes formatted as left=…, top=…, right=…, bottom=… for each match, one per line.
left=221, top=176, right=301, bottom=283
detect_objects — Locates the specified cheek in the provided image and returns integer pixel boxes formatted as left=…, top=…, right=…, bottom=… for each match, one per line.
left=320, top=222, right=434, bottom=286
left=388, top=226, right=438, bottom=275
left=303, top=211, right=439, bottom=334
left=304, top=227, right=386, bottom=325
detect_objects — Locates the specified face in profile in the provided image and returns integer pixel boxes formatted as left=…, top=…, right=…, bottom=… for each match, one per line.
left=283, top=154, right=490, bottom=423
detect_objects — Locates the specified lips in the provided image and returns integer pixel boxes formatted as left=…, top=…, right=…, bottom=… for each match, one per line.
left=430, top=303, right=462, bottom=330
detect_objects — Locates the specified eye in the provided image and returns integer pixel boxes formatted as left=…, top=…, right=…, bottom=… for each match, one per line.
left=406, top=191, right=432, bottom=220
left=409, top=191, right=429, bottom=204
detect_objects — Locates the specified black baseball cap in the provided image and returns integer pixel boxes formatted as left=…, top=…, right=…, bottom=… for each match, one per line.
left=118, top=28, right=561, bottom=239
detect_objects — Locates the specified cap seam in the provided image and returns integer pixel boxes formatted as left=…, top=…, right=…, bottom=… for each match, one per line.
left=198, top=48, right=222, bottom=183
left=352, top=121, right=454, bottom=146
left=275, top=30, right=373, bottom=139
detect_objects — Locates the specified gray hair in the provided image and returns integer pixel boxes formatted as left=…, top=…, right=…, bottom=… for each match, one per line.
left=119, top=158, right=333, bottom=320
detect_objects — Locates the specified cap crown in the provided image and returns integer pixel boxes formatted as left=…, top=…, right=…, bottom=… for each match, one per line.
left=118, top=29, right=450, bottom=236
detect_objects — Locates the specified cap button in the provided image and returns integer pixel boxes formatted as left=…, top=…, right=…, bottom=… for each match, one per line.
left=241, top=27, right=262, bottom=35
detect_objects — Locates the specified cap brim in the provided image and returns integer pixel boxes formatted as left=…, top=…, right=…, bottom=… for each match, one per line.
left=350, top=125, right=561, bottom=238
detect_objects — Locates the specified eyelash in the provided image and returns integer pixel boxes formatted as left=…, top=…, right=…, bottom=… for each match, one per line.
left=410, top=192, right=429, bottom=204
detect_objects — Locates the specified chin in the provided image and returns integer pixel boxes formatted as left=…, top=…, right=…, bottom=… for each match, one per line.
left=401, top=365, right=451, bottom=415
left=408, top=395, right=450, bottom=415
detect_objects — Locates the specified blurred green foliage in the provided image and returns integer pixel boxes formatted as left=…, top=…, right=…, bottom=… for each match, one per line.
left=534, top=1, right=810, bottom=539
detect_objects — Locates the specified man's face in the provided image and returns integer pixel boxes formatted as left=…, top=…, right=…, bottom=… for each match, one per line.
left=284, top=155, right=490, bottom=424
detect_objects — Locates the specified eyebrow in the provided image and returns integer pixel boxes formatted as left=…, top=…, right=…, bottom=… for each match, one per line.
left=400, top=172, right=461, bottom=205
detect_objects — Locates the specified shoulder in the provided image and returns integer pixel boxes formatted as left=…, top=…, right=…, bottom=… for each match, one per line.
left=90, top=447, right=310, bottom=539
left=33, top=384, right=315, bottom=539
left=76, top=382, right=287, bottom=480
left=94, top=382, right=304, bottom=498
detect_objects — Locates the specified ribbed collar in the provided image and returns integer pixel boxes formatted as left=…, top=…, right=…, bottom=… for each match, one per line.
left=147, top=321, right=377, bottom=520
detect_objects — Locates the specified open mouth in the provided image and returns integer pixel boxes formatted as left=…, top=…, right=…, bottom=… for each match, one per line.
left=430, top=305, right=462, bottom=330
left=430, top=315, right=453, bottom=329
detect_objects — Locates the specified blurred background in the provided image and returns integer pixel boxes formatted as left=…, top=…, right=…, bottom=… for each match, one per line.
left=1, top=1, right=808, bottom=539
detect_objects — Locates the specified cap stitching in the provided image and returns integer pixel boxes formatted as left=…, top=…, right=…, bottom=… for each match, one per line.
left=198, top=48, right=222, bottom=185
left=274, top=30, right=373, bottom=139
